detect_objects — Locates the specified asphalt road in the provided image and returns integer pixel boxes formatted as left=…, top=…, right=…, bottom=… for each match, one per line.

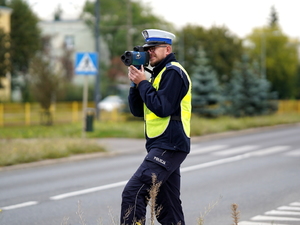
left=0, top=124, right=300, bottom=225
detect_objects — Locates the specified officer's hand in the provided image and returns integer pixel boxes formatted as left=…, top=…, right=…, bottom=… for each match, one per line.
left=128, top=65, right=147, bottom=85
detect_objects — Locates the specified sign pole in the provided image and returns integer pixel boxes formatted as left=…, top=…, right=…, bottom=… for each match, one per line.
left=82, top=76, right=89, bottom=138
left=75, top=52, right=98, bottom=137
left=94, top=0, right=101, bottom=120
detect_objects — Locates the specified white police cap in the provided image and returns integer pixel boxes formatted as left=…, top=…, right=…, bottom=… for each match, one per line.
left=142, top=29, right=176, bottom=48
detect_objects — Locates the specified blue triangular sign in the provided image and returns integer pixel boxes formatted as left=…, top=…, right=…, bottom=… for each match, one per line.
left=75, top=52, right=98, bottom=75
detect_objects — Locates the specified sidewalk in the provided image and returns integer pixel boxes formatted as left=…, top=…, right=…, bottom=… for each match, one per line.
left=97, top=138, right=146, bottom=154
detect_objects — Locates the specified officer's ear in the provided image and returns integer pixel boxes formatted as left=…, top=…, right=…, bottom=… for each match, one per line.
left=166, top=45, right=172, bottom=54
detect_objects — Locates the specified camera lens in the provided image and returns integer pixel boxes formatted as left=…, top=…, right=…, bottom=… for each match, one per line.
left=125, top=59, right=130, bottom=66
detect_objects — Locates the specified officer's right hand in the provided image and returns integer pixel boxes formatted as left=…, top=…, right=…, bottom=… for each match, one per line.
left=128, top=65, right=147, bottom=85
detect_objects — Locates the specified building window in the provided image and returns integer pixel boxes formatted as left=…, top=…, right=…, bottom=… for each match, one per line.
left=64, top=35, right=74, bottom=49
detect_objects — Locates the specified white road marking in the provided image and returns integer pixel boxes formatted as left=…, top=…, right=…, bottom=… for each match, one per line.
left=190, top=145, right=228, bottom=155
left=181, top=153, right=250, bottom=172
left=240, top=222, right=288, bottom=225
left=1, top=144, right=296, bottom=211
left=285, top=149, right=300, bottom=156
left=251, top=146, right=291, bottom=156
left=50, top=144, right=294, bottom=200
left=241, top=201, right=300, bottom=225
left=265, top=210, right=300, bottom=216
left=213, top=145, right=259, bottom=156
left=50, top=180, right=128, bottom=200
left=1, top=201, right=38, bottom=210
left=290, top=202, right=300, bottom=206
left=251, top=215, right=300, bottom=221
left=278, top=206, right=300, bottom=211
left=49, top=154, right=251, bottom=201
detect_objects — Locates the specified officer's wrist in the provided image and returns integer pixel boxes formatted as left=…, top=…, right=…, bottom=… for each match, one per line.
left=130, top=81, right=137, bottom=88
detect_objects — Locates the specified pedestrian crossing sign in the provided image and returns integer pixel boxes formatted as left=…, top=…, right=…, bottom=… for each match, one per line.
left=75, top=52, right=98, bottom=75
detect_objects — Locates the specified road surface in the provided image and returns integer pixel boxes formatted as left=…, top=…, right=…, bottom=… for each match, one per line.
left=0, top=124, right=300, bottom=225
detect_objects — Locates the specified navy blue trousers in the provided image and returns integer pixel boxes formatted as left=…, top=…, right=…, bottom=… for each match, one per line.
left=120, top=148, right=188, bottom=225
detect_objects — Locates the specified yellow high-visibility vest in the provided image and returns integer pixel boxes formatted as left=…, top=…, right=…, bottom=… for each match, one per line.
left=144, top=62, right=192, bottom=138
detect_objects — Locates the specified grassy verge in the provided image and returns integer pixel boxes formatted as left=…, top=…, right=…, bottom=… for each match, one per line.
left=0, top=120, right=145, bottom=139
left=0, top=138, right=105, bottom=167
left=190, top=113, right=300, bottom=136
left=0, top=113, right=299, bottom=167
left=1, top=113, right=300, bottom=139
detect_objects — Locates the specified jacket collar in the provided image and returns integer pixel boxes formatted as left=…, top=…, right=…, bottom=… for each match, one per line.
left=153, top=53, right=177, bottom=76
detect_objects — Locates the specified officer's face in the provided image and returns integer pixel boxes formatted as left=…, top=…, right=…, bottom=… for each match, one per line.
left=147, top=45, right=172, bottom=67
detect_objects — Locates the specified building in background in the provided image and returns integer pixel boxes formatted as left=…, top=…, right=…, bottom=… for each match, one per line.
left=0, top=6, right=12, bottom=102
left=38, top=19, right=110, bottom=85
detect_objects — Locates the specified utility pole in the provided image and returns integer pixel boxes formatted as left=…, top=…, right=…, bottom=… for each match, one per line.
left=126, top=0, right=132, bottom=50
left=260, top=32, right=266, bottom=79
left=94, top=0, right=101, bottom=119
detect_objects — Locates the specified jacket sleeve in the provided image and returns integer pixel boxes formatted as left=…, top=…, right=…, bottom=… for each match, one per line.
left=137, top=68, right=189, bottom=118
left=128, top=86, right=144, bottom=117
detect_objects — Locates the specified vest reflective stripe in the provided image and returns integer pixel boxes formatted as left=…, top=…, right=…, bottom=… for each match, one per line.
left=144, top=62, right=192, bottom=138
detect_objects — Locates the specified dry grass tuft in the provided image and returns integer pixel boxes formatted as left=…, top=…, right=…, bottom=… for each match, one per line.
left=60, top=177, right=243, bottom=225
left=107, top=206, right=117, bottom=225
left=77, top=200, right=87, bottom=225
left=121, top=205, right=134, bottom=225
left=60, top=193, right=245, bottom=225
left=147, top=173, right=162, bottom=225
left=60, top=216, right=70, bottom=225
left=197, top=195, right=223, bottom=225
left=231, top=203, right=240, bottom=225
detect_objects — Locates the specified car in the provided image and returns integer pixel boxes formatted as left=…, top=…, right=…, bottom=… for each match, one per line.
left=97, top=95, right=125, bottom=111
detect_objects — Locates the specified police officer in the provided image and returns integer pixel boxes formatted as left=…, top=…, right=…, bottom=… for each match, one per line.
left=121, top=29, right=192, bottom=225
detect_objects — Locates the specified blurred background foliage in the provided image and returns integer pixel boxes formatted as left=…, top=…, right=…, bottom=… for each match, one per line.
left=0, top=0, right=299, bottom=120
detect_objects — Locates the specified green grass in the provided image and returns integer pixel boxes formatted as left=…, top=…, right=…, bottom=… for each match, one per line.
left=1, top=113, right=299, bottom=139
left=0, top=120, right=145, bottom=139
left=0, top=112, right=299, bottom=167
left=190, top=113, right=300, bottom=136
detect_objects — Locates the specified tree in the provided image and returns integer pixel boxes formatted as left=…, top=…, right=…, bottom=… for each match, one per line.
left=245, top=7, right=299, bottom=99
left=81, top=0, right=174, bottom=98
left=191, top=47, right=223, bottom=117
left=29, top=36, right=60, bottom=125
left=29, top=55, right=59, bottom=125
left=0, top=29, right=10, bottom=88
left=82, top=0, right=174, bottom=59
left=224, top=55, right=277, bottom=117
left=59, top=41, right=74, bottom=82
left=53, top=4, right=63, bottom=21
left=9, top=0, right=41, bottom=73
left=6, top=0, right=41, bottom=101
left=297, top=65, right=300, bottom=99
left=180, top=25, right=243, bottom=83
left=268, top=5, right=279, bottom=28
left=246, top=29, right=298, bottom=99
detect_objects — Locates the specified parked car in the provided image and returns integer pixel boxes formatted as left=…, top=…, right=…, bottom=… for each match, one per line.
left=97, top=95, right=124, bottom=111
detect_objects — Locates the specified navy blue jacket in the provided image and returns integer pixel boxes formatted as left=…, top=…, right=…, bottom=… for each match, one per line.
left=128, top=53, right=191, bottom=153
